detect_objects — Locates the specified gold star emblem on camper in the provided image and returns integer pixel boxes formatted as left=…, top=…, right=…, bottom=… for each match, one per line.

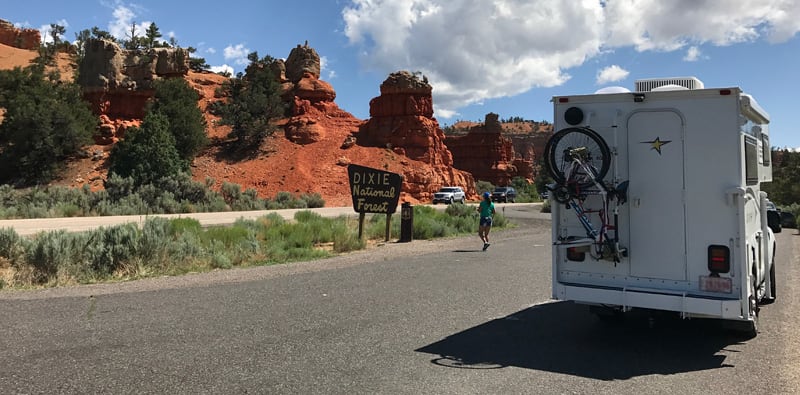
left=641, top=137, right=672, bottom=155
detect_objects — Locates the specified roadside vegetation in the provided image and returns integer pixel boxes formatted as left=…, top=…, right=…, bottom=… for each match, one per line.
left=0, top=173, right=324, bottom=220
left=0, top=204, right=507, bottom=290
left=476, top=176, right=550, bottom=204
left=763, top=149, right=800, bottom=221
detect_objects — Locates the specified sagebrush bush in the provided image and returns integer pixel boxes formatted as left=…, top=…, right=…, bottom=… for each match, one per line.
left=0, top=227, right=25, bottom=263
left=333, top=228, right=365, bottom=252
left=86, top=223, right=141, bottom=276
left=25, top=230, right=75, bottom=283
left=300, top=193, right=325, bottom=208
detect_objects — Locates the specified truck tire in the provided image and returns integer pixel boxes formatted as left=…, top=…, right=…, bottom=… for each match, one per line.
left=762, top=252, right=777, bottom=304
left=460, top=197, right=465, bottom=204
left=744, top=274, right=760, bottom=338
left=544, top=127, right=611, bottom=188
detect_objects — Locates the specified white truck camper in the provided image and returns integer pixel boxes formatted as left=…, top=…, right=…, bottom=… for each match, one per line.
left=546, top=77, right=779, bottom=337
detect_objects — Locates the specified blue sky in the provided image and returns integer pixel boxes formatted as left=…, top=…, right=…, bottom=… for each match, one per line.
left=5, top=0, right=800, bottom=149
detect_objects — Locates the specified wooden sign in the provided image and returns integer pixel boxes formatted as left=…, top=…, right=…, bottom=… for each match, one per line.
left=347, top=164, right=402, bottom=214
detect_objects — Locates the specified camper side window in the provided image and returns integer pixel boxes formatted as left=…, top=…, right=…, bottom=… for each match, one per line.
left=744, top=136, right=759, bottom=185
left=761, top=134, right=771, bottom=166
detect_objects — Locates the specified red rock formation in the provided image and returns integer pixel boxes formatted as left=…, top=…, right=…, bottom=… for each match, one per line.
left=446, top=113, right=533, bottom=186
left=0, top=19, right=40, bottom=50
left=357, top=71, right=476, bottom=200
left=77, top=38, right=190, bottom=144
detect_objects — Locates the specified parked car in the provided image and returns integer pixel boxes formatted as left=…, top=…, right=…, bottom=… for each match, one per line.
left=781, top=211, right=797, bottom=228
left=432, top=186, right=466, bottom=204
left=766, top=199, right=781, bottom=233
left=491, top=186, right=517, bottom=203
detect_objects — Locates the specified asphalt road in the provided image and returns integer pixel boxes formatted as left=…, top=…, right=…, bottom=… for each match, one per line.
left=1, top=205, right=799, bottom=394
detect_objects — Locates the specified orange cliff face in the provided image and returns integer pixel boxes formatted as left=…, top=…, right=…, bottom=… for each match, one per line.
left=0, top=19, right=40, bottom=50
left=445, top=113, right=532, bottom=186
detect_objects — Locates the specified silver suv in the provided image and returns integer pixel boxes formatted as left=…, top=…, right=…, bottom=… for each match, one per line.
left=432, top=186, right=466, bottom=204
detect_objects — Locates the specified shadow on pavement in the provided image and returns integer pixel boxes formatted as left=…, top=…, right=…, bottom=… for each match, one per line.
left=416, top=301, right=746, bottom=380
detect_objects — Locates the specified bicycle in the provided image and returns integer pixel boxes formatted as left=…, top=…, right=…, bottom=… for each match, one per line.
left=543, top=127, right=628, bottom=263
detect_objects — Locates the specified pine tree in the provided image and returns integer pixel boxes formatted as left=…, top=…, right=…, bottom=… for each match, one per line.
left=148, top=78, right=208, bottom=162
left=108, top=112, right=185, bottom=187
left=216, top=52, right=285, bottom=147
left=0, top=65, right=96, bottom=184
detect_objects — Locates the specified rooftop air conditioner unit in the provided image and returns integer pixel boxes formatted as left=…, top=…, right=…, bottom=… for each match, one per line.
left=635, top=77, right=705, bottom=92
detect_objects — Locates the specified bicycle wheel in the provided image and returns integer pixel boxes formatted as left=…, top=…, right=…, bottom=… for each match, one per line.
left=544, top=127, right=611, bottom=187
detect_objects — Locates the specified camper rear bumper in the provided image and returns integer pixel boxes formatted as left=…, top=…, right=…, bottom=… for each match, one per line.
left=554, top=283, right=745, bottom=320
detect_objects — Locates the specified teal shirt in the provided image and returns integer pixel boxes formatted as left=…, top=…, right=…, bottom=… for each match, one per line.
left=479, top=200, right=495, bottom=217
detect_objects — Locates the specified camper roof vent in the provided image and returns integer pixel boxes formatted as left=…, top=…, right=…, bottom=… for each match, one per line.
left=635, top=77, right=704, bottom=92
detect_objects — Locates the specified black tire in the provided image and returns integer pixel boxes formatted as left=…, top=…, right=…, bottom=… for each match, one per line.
left=460, top=197, right=465, bottom=204
left=449, top=197, right=454, bottom=205
left=763, top=252, right=777, bottom=304
left=544, top=127, right=611, bottom=188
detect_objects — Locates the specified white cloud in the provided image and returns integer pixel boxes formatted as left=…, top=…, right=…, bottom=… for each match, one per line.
left=223, top=44, right=251, bottom=66
left=206, top=47, right=216, bottom=54
left=210, top=64, right=235, bottom=76
left=320, top=56, right=337, bottom=79
left=343, top=0, right=800, bottom=116
left=604, top=0, right=800, bottom=49
left=596, top=65, right=629, bottom=85
left=108, top=4, right=136, bottom=40
left=683, top=46, right=702, bottom=62
left=106, top=3, right=156, bottom=44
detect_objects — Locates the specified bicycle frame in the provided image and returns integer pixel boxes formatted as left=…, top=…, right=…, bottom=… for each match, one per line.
left=552, top=148, right=625, bottom=262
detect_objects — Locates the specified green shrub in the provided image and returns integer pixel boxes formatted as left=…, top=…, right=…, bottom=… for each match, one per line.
left=169, top=217, right=203, bottom=236
left=85, top=223, right=141, bottom=276
left=476, top=180, right=495, bottom=196
left=25, top=230, right=75, bottom=283
left=445, top=202, right=477, bottom=218
left=300, top=193, right=325, bottom=208
left=107, top=113, right=186, bottom=187
left=201, top=225, right=255, bottom=248
left=209, top=248, right=233, bottom=269
left=140, top=217, right=172, bottom=261
left=333, top=229, right=365, bottom=252
left=0, top=227, right=24, bottom=263
left=55, top=203, right=82, bottom=217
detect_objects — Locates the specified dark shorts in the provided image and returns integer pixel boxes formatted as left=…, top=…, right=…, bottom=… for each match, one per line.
left=480, top=216, right=493, bottom=227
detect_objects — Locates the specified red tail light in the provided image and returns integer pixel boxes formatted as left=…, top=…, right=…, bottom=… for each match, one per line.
left=708, top=245, right=730, bottom=273
left=567, top=247, right=585, bottom=262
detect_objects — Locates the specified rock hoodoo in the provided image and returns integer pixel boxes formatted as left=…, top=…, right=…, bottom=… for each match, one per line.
left=445, top=113, right=533, bottom=186
left=357, top=71, right=475, bottom=200
left=278, top=43, right=353, bottom=145
left=0, top=19, right=40, bottom=50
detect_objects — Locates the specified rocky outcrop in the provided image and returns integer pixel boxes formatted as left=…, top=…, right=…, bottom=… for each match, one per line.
left=0, top=19, right=40, bottom=50
left=277, top=43, right=353, bottom=145
left=357, top=71, right=476, bottom=200
left=77, top=38, right=190, bottom=143
left=446, top=113, right=533, bottom=186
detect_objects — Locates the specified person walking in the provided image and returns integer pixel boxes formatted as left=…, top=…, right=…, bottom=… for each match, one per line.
left=477, top=191, right=496, bottom=251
